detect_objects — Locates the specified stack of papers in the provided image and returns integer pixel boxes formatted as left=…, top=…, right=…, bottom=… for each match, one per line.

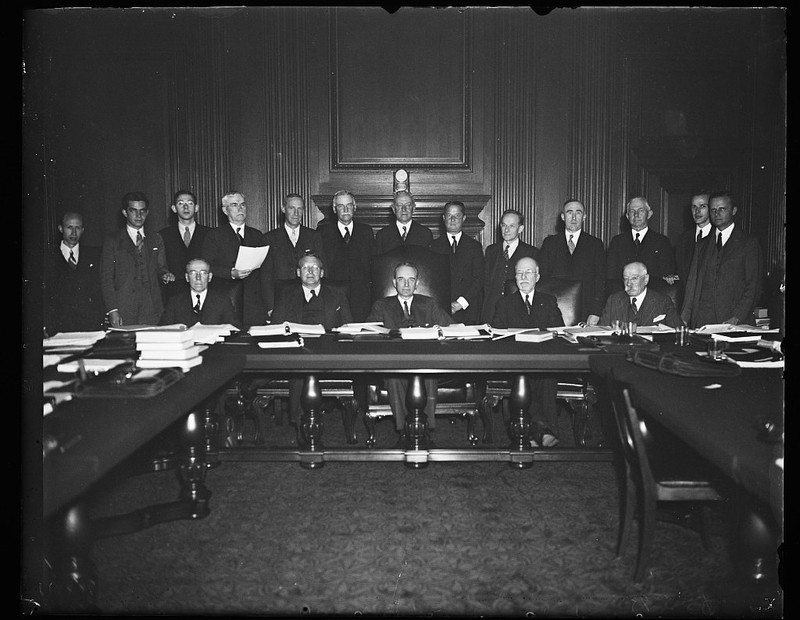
left=57, top=358, right=129, bottom=373
left=514, top=329, right=555, bottom=343
left=43, top=331, right=107, bottom=353
left=440, top=324, right=492, bottom=339
left=134, top=327, right=204, bottom=371
left=256, top=334, right=304, bottom=349
left=250, top=322, right=326, bottom=336
left=334, top=322, right=390, bottom=335
left=399, top=327, right=442, bottom=340
left=191, top=323, right=240, bottom=344
left=695, top=323, right=779, bottom=334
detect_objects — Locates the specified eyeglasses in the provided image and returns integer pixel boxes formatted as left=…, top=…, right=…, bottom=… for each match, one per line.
left=623, top=275, right=644, bottom=283
left=188, top=270, right=209, bottom=277
left=335, top=203, right=355, bottom=210
left=226, top=203, right=246, bottom=210
left=515, top=270, right=538, bottom=277
left=176, top=200, right=195, bottom=207
left=300, top=265, right=321, bottom=273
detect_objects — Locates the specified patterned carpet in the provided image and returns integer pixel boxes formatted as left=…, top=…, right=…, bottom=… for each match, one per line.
left=86, top=398, right=781, bottom=616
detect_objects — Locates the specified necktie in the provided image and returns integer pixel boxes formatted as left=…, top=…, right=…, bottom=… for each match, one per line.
left=183, top=226, right=191, bottom=247
left=193, top=294, right=201, bottom=315
left=310, top=289, right=316, bottom=300
left=236, top=227, right=244, bottom=244
left=568, top=234, right=575, bottom=254
left=525, top=294, right=531, bottom=315
left=634, top=232, right=640, bottom=247
left=451, top=236, right=457, bottom=254
left=631, top=297, right=638, bottom=314
left=343, top=228, right=350, bottom=244
left=135, top=231, right=143, bottom=252
left=696, top=229, right=703, bottom=244
left=401, top=226, right=407, bottom=242
left=290, top=228, right=298, bottom=246
left=68, top=250, right=77, bottom=269
left=716, top=232, right=722, bottom=251
left=503, top=244, right=509, bottom=262
left=403, top=300, right=411, bottom=319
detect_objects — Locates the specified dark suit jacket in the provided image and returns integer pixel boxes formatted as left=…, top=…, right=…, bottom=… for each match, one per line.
left=366, top=294, right=452, bottom=329
left=200, top=223, right=267, bottom=328
left=681, top=226, right=763, bottom=327
left=673, top=227, right=711, bottom=310
left=431, top=233, right=484, bottom=324
left=538, top=231, right=606, bottom=320
left=159, top=287, right=242, bottom=329
left=375, top=220, right=433, bottom=255
left=159, top=222, right=211, bottom=301
left=606, top=229, right=676, bottom=294
left=317, top=219, right=374, bottom=322
left=270, top=282, right=353, bottom=331
left=100, top=228, right=169, bottom=325
left=480, top=240, right=539, bottom=323
left=260, top=225, right=326, bottom=313
left=45, top=244, right=105, bottom=333
left=599, top=288, right=683, bottom=328
left=491, top=290, right=564, bottom=329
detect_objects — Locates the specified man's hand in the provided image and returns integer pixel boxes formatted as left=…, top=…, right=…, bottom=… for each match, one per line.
left=663, top=275, right=678, bottom=286
left=724, top=317, right=740, bottom=325
left=586, top=314, right=600, bottom=326
left=161, top=271, right=176, bottom=284
left=107, top=310, right=122, bottom=328
left=450, top=301, right=464, bottom=314
left=231, top=268, right=252, bottom=279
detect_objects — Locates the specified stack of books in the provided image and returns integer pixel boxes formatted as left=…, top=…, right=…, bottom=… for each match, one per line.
left=754, top=307, right=771, bottom=329
left=135, top=327, right=206, bottom=371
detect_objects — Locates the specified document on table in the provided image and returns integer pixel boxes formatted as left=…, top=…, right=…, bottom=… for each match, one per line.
left=234, top=245, right=269, bottom=271
left=249, top=322, right=326, bottom=336
left=334, top=322, right=390, bottom=335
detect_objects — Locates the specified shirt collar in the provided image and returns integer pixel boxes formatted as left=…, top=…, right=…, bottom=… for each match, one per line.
left=60, top=241, right=79, bottom=260
left=716, top=222, right=736, bottom=245
left=285, top=223, right=300, bottom=237
left=303, top=285, right=321, bottom=302
left=565, top=229, right=581, bottom=244
left=518, top=289, right=534, bottom=301
left=630, top=288, right=648, bottom=306
left=192, top=289, right=208, bottom=305
left=337, top=221, right=352, bottom=235
left=632, top=227, right=648, bottom=241
left=179, top=221, right=196, bottom=234
left=229, top=222, right=244, bottom=234
left=696, top=222, right=712, bottom=237
left=448, top=231, right=463, bottom=244
left=504, top=238, right=520, bottom=254
left=397, top=294, right=414, bottom=305
left=396, top=220, right=413, bottom=235
left=126, top=225, right=144, bottom=243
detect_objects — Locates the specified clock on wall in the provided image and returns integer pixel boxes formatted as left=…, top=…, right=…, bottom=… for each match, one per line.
left=393, top=168, right=409, bottom=194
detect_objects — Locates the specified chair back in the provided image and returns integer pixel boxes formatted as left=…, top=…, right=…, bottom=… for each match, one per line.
left=371, top=245, right=451, bottom=310
left=607, top=373, right=656, bottom=489
left=535, top=277, right=583, bottom=326
left=648, top=278, right=679, bottom=309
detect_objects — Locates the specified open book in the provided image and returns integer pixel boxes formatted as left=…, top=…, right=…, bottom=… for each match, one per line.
left=334, top=322, right=391, bottom=335
left=249, top=322, right=326, bottom=336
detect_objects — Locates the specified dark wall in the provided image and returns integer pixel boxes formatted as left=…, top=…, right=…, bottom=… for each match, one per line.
left=24, top=7, right=785, bottom=268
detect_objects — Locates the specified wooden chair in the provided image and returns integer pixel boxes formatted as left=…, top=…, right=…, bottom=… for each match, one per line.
left=606, top=371, right=724, bottom=581
left=480, top=277, right=599, bottom=446
left=364, top=244, right=480, bottom=446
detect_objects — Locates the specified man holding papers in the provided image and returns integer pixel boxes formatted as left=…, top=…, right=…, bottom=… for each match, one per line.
left=599, top=261, right=682, bottom=328
left=160, top=259, right=241, bottom=329
left=201, top=191, right=269, bottom=327
left=491, top=256, right=563, bottom=447
left=271, top=253, right=353, bottom=443
left=367, top=261, right=452, bottom=446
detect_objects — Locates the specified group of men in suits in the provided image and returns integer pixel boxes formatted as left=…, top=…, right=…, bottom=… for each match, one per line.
left=44, top=186, right=764, bottom=446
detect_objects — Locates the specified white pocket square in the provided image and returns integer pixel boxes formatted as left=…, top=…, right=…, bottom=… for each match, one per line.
left=653, top=314, right=666, bottom=322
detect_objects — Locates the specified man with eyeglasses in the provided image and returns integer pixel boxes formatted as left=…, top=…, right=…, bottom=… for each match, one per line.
left=100, top=191, right=174, bottom=327
left=159, top=189, right=211, bottom=302
left=261, top=193, right=326, bottom=317
left=491, top=257, right=564, bottom=447
left=317, top=190, right=375, bottom=321
left=201, top=191, right=269, bottom=327
left=270, top=253, right=353, bottom=443
left=375, top=191, right=433, bottom=255
left=599, top=261, right=682, bottom=328
left=159, top=258, right=241, bottom=329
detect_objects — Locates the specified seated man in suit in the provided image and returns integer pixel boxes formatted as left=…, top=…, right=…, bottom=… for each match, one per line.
left=270, top=253, right=353, bottom=442
left=599, top=261, right=683, bottom=328
left=366, top=261, right=452, bottom=446
left=492, top=256, right=564, bottom=447
left=160, top=258, right=241, bottom=329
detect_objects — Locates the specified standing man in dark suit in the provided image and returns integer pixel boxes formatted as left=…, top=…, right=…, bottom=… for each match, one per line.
left=605, top=196, right=676, bottom=296
left=681, top=191, right=764, bottom=327
left=201, top=191, right=268, bottom=328
left=375, top=191, right=433, bottom=255
left=672, top=191, right=712, bottom=309
left=159, top=189, right=210, bottom=302
left=481, top=209, right=539, bottom=323
left=101, top=192, right=174, bottom=327
left=317, top=190, right=375, bottom=322
left=159, top=258, right=241, bottom=329
left=261, top=193, right=326, bottom=317
left=491, top=256, right=564, bottom=447
left=599, top=261, right=682, bottom=328
left=270, top=253, right=353, bottom=442
left=44, top=211, right=105, bottom=335
left=538, top=199, right=606, bottom=326
left=366, top=261, right=452, bottom=445
left=431, top=201, right=484, bottom=324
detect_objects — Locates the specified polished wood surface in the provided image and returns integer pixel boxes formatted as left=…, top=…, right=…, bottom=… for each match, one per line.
left=43, top=347, right=245, bottom=519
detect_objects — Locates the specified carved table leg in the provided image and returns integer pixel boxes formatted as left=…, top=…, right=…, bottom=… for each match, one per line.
left=403, top=375, right=430, bottom=468
left=508, top=374, right=533, bottom=469
left=299, top=374, right=324, bottom=469
left=340, top=397, right=360, bottom=445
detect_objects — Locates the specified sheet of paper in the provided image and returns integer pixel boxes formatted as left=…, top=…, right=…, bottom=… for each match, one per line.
left=234, top=245, right=269, bottom=271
